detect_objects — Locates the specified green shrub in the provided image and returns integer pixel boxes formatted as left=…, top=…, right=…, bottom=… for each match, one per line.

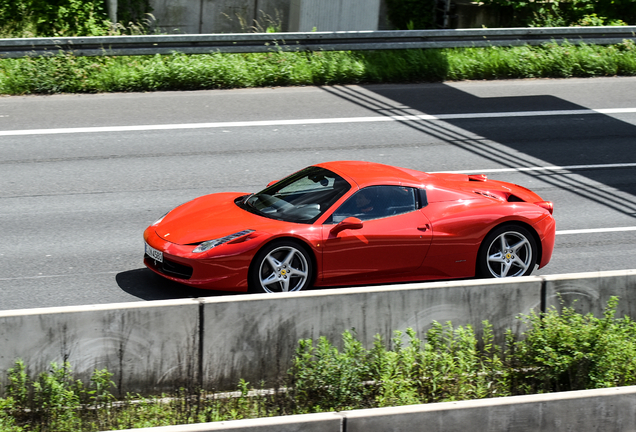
left=290, top=330, right=373, bottom=412
left=0, top=0, right=110, bottom=37
left=480, top=0, right=636, bottom=27
left=385, top=0, right=438, bottom=29
left=290, top=323, right=511, bottom=410
left=116, top=0, right=153, bottom=29
left=509, top=297, right=636, bottom=393
left=0, top=398, right=23, bottom=432
left=0, top=0, right=34, bottom=37
left=1, top=361, right=117, bottom=431
left=0, top=0, right=153, bottom=37
left=32, top=362, right=83, bottom=432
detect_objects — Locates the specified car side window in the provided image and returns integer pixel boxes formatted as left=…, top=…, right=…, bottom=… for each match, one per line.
left=330, top=185, right=417, bottom=223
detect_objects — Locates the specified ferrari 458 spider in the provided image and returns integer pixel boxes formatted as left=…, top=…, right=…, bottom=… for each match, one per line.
left=144, top=161, right=555, bottom=293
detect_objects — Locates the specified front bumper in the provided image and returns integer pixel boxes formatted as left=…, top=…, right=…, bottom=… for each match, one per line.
left=143, top=228, right=255, bottom=291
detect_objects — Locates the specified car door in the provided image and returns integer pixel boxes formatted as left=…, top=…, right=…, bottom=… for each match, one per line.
left=320, top=186, right=432, bottom=285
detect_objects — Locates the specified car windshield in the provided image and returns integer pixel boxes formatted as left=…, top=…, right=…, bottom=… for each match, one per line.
left=238, top=166, right=351, bottom=223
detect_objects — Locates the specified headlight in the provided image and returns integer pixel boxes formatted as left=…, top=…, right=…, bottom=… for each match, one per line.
left=192, top=230, right=255, bottom=253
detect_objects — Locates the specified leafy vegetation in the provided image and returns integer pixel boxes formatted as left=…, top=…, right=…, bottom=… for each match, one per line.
left=0, top=0, right=109, bottom=37
left=383, top=0, right=634, bottom=28
left=0, top=0, right=153, bottom=37
left=479, top=0, right=635, bottom=27
left=0, top=40, right=634, bottom=95
left=385, top=0, right=438, bottom=30
left=2, top=298, right=636, bottom=431
left=509, top=297, right=636, bottom=393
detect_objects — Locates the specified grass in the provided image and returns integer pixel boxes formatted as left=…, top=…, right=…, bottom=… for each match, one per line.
left=0, top=40, right=635, bottom=95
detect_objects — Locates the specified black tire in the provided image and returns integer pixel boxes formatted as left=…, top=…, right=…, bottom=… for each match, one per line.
left=477, top=224, right=538, bottom=278
left=249, top=240, right=313, bottom=293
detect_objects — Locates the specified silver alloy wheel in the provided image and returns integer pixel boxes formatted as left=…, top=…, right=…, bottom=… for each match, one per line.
left=486, top=230, right=533, bottom=278
left=258, top=245, right=309, bottom=293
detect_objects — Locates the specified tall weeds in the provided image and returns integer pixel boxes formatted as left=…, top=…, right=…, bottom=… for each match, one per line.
left=1, top=41, right=634, bottom=95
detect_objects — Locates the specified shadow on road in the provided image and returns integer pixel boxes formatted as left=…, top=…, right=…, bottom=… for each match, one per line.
left=116, top=268, right=242, bottom=301
left=322, top=83, right=636, bottom=219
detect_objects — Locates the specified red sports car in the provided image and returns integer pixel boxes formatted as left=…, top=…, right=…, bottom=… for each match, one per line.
left=144, top=161, right=555, bottom=293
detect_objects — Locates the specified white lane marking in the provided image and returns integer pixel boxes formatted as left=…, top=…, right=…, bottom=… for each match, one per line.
left=439, top=162, right=636, bottom=174
left=0, top=271, right=119, bottom=281
left=1, top=107, right=635, bottom=137
left=556, top=226, right=636, bottom=235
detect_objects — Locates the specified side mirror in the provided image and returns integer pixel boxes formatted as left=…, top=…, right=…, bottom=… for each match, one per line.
left=330, top=217, right=363, bottom=235
left=266, top=180, right=279, bottom=187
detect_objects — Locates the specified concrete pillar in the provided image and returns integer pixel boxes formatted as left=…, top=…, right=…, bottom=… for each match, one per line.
left=289, top=0, right=381, bottom=32
left=106, top=0, right=118, bottom=23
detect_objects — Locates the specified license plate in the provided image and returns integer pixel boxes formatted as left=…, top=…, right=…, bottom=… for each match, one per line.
left=145, top=242, right=163, bottom=263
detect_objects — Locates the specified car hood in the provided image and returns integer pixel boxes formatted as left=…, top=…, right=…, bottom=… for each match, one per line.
left=154, top=192, right=278, bottom=245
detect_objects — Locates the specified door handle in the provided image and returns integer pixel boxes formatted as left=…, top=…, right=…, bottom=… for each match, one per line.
left=417, top=224, right=430, bottom=232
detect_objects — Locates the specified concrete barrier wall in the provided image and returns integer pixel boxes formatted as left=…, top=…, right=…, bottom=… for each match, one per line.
left=150, top=0, right=293, bottom=34
left=148, top=0, right=381, bottom=34
left=545, top=269, right=636, bottom=317
left=0, top=300, right=201, bottom=396
left=288, top=0, right=381, bottom=31
left=201, top=277, right=540, bottom=389
left=343, top=386, right=636, bottom=432
left=111, top=386, right=636, bottom=432
left=1, top=270, right=635, bottom=395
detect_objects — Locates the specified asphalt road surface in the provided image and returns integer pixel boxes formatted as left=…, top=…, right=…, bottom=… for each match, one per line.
left=1, top=77, right=635, bottom=311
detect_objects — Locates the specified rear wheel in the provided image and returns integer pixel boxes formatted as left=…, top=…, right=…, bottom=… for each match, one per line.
left=477, top=225, right=538, bottom=278
left=250, top=241, right=313, bottom=293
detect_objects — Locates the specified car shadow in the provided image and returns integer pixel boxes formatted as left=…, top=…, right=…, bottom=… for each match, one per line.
left=116, top=268, right=243, bottom=301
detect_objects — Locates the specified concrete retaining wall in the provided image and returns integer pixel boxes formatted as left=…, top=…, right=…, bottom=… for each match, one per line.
left=112, top=386, right=636, bottom=431
left=545, top=270, right=636, bottom=318
left=201, top=277, right=539, bottom=389
left=149, top=0, right=293, bottom=34
left=0, top=300, right=201, bottom=396
left=288, top=0, right=381, bottom=31
left=1, top=270, right=635, bottom=396
left=343, top=385, right=636, bottom=432
left=138, top=0, right=504, bottom=34
left=147, top=0, right=381, bottom=34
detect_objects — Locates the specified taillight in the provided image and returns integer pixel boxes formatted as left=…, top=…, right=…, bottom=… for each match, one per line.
left=535, top=201, right=554, bottom=215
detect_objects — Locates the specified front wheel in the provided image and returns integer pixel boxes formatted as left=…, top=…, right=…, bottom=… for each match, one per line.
left=249, top=241, right=313, bottom=293
left=477, top=225, right=538, bottom=278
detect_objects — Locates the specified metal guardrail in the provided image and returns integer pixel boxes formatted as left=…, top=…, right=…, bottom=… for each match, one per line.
left=1, top=26, right=635, bottom=58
